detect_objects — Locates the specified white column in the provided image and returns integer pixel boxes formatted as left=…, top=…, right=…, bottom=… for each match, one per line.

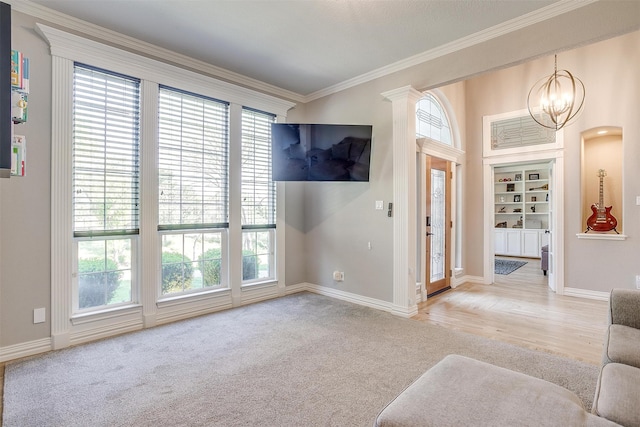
left=50, top=56, right=74, bottom=349
left=382, top=86, right=422, bottom=317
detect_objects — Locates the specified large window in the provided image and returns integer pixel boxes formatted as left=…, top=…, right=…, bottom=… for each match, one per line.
left=72, top=64, right=140, bottom=311
left=241, top=108, right=276, bottom=283
left=45, top=24, right=293, bottom=345
left=158, top=86, right=230, bottom=296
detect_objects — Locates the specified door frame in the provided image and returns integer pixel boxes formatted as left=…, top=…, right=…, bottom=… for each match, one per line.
left=417, top=139, right=464, bottom=302
left=482, top=151, right=565, bottom=293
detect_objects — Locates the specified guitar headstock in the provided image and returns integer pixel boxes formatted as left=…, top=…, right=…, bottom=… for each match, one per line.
left=598, top=169, right=607, bottom=178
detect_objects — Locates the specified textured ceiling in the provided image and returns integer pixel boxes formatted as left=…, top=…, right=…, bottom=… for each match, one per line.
left=25, top=0, right=561, bottom=96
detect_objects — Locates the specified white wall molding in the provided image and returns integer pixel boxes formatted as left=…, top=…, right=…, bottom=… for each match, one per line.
left=49, top=55, right=73, bottom=350
left=382, top=86, right=422, bottom=316
left=36, top=24, right=296, bottom=117
left=8, top=0, right=305, bottom=103
left=0, top=338, right=52, bottom=363
left=304, top=1, right=597, bottom=101
left=563, top=287, right=609, bottom=301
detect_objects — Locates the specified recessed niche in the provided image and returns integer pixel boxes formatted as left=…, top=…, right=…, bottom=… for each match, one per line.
left=580, top=127, right=623, bottom=237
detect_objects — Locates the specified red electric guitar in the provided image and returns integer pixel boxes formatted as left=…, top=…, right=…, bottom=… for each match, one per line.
left=586, top=169, right=618, bottom=233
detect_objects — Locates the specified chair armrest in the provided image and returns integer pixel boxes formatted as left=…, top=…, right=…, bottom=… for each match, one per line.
left=609, top=289, right=640, bottom=329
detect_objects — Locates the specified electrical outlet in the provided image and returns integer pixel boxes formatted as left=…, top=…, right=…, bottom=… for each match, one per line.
left=333, top=271, right=344, bottom=282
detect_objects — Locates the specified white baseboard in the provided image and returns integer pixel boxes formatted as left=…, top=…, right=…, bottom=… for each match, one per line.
left=562, top=287, right=610, bottom=301
left=455, top=275, right=486, bottom=285
left=287, top=282, right=396, bottom=313
left=0, top=338, right=52, bottom=363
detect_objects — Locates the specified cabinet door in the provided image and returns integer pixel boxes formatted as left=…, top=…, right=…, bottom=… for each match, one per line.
left=522, top=230, right=540, bottom=257
left=505, top=230, right=521, bottom=256
left=494, top=229, right=506, bottom=255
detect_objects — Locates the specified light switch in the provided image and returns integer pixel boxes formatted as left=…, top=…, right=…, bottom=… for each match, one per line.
left=375, top=200, right=384, bottom=210
left=34, top=308, right=45, bottom=324
left=636, top=196, right=640, bottom=206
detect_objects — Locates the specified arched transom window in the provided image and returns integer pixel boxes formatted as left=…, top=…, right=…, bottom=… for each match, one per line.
left=416, top=93, right=452, bottom=146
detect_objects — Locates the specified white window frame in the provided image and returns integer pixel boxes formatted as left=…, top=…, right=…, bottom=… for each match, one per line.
left=41, top=24, right=294, bottom=350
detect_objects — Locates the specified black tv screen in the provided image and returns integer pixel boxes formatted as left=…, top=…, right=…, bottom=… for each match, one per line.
left=271, top=123, right=372, bottom=181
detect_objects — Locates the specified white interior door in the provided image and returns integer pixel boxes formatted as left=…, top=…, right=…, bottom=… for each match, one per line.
left=547, top=160, right=556, bottom=292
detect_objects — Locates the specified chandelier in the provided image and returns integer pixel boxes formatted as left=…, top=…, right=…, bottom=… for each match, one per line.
left=527, top=55, right=585, bottom=131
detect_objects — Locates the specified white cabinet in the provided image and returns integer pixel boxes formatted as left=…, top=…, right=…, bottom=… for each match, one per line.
left=522, top=230, right=540, bottom=257
left=495, top=229, right=523, bottom=256
left=494, top=164, right=550, bottom=258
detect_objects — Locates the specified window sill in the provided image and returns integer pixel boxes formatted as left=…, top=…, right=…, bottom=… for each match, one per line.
left=241, top=280, right=278, bottom=291
left=576, top=233, right=627, bottom=241
left=71, top=304, right=142, bottom=326
left=157, top=287, right=231, bottom=308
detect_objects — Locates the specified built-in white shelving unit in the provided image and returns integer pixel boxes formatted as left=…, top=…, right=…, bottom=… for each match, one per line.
left=494, top=164, right=550, bottom=257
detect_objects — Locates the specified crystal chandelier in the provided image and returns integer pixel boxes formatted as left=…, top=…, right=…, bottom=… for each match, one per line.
left=527, top=55, right=585, bottom=131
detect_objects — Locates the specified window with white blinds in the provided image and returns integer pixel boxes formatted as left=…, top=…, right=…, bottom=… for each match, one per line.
left=72, top=64, right=141, bottom=237
left=241, top=108, right=276, bottom=228
left=158, top=86, right=229, bottom=230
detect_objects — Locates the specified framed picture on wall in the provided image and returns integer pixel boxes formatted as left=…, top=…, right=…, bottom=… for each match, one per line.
left=514, top=195, right=521, bottom=202
left=515, top=173, right=522, bottom=181
left=506, top=183, right=515, bottom=192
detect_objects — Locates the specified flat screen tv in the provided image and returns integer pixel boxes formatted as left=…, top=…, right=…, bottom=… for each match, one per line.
left=271, top=123, right=372, bottom=182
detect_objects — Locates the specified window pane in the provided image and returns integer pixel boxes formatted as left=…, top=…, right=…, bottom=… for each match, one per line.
left=77, top=238, right=132, bottom=310
left=158, top=87, right=229, bottom=229
left=161, top=231, right=224, bottom=295
left=490, top=115, right=556, bottom=150
left=416, top=93, right=452, bottom=146
left=241, top=108, right=276, bottom=226
left=73, top=64, right=140, bottom=236
left=242, top=230, right=273, bottom=282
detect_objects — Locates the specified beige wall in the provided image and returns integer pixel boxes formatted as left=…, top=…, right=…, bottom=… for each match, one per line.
left=1, top=11, right=52, bottom=347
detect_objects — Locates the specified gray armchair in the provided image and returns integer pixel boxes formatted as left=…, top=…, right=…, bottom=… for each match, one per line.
left=541, top=244, right=549, bottom=275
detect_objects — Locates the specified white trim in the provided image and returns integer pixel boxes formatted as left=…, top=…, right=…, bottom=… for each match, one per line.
left=482, top=150, right=565, bottom=293
left=8, top=0, right=305, bottom=103
left=305, top=1, right=596, bottom=101
left=303, top=283, right=397, bottom=314
left=36, top=24, right=295, bottom=116
left=7, top=0, right=594, bottom=103
left=482, top=109, right=564, bottom=158
left=0, top=338, right=53, bottom=363
left=562, top=287, right=609, bottom=301
left=42, top=25, right=294, bottom=351
left=382, top=86, right=422, bottom=315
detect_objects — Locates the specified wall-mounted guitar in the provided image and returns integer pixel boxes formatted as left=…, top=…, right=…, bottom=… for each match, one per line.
left=585, top=169, right=618, bottom=234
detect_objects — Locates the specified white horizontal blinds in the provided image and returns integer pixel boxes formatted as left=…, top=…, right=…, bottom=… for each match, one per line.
left=241, top=108, right=276, bottom=229
left=72, top=64, right=141, bottom=237
left=158, top=86, right=229, bottom=230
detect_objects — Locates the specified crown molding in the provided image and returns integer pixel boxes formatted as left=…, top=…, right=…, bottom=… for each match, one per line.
left=303, top=0, right=598, bottom=102
left=6, top=0, right=306, bottom=103
left=7, top=0, right=597, bottom=105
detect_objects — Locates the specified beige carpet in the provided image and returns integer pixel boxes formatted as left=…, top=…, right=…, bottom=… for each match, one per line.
left=2, top=292, right=599, bottom=426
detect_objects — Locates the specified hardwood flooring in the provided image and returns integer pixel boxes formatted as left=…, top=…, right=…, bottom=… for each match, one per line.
left=414, top=256, right=609, bottom=365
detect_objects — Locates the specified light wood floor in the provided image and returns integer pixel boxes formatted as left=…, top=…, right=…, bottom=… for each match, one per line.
left=414, top=256, right=609, bottom=366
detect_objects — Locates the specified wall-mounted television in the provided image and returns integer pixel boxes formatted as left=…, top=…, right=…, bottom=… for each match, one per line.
left=271, top=123, right=372, bottom=182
